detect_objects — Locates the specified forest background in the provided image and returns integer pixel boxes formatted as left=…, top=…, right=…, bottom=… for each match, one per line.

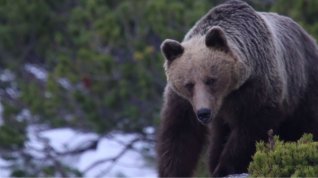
left=0, top=0, right=317, bottom=176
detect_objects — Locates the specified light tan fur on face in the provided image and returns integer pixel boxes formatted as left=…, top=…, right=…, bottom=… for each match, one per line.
left=165, top=36, right=247, bottom=118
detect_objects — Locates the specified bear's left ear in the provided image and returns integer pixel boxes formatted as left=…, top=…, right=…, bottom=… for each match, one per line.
left=161, top=39, right=184, bottom=62
left=205, top=26, right=230, bottom=52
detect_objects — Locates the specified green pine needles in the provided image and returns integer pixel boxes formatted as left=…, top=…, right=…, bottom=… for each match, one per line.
left=248, top=133, right=318, bottom=177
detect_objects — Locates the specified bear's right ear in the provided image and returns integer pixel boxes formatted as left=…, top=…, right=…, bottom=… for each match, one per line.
left=160, top=39, right=184, bottom=62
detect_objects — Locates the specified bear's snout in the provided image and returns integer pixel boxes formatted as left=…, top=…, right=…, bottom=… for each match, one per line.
left=196, top=108, right=213, bottom=124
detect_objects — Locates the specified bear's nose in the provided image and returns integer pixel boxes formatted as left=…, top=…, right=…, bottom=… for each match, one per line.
left=196, top=108, right=212, bottom=124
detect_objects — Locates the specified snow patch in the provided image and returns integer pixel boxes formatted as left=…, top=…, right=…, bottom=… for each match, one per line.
left=5, top=87, right=19, bottom=98
left=24, top=127, right=156, bottom=177
left=57, top=78, right=72, bottom=89
left=24, top=64, right=48, bottom=81
left=0, top=69, right=15, bottom=82
left=16, top=109, right=31, bottom=122
left=0, top=158, right=11, bottom=177
left=143, top=126, right=155, bottom=135
left=227, top=173, right=249, bottom=178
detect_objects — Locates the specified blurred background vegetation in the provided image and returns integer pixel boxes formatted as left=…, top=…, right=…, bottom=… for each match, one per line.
left=0, top=0, right=317, bottom=176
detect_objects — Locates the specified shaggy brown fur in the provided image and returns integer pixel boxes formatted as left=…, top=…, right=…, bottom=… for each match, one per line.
left=157, top=0, right=318, bottom=177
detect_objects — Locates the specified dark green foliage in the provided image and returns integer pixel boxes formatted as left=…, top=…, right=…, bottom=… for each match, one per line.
left=195, top=152, right=210, bottom=177
left=248, top=134, right=318, bottom=177
left=0, top=0, right=216, bottom=175
left=0, top=124, right=25, bottom=150
left=0, top=0, right=317, bottom=176
left=271, top=0, right=318, bottom=39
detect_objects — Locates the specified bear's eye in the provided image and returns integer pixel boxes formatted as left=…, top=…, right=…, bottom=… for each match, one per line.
left=184, top=82, right=194, bottom=92
left=205, top=77, right=217, bottom=86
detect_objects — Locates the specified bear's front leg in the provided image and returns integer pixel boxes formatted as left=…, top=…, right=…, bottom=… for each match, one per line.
left=156, top=87, right=208, bottom=177
left=208, top=117, right=230, bottom=175
left=212, top=127, right=267, bottom=177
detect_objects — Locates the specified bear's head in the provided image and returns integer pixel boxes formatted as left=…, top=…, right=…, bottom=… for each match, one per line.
left=161, top=26, right=250, bottom=124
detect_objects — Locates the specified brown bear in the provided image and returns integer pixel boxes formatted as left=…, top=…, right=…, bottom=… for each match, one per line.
left=156, top=0, right=318, bottom=177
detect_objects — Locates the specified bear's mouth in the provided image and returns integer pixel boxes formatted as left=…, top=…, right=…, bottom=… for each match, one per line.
left=197, top=116, right=212, bottom=124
